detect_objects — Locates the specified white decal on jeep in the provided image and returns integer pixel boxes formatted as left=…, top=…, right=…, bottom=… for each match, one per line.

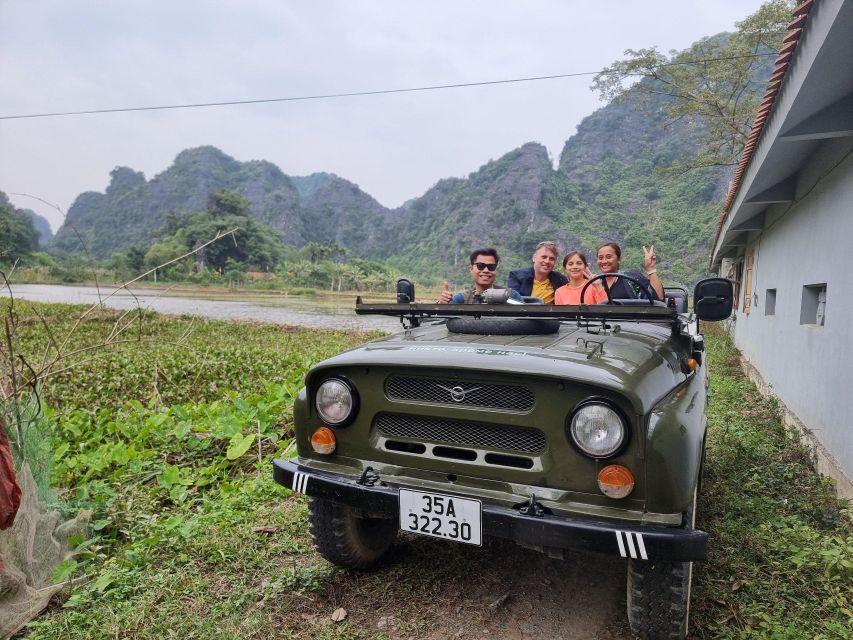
left=615, top=530, right=648, bottom=560
left=291, top=471, right=309, bottom=494
left=405, top=346, right=526, bottom=357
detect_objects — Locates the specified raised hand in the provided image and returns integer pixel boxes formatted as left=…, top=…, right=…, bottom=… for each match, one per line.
left=643, top=245, right=657, bottom=273
left=584, top=267, right=604, bottom=289
left=643, top=245, right=664, bottom=299
left=436, top=281, right=453, bottom=304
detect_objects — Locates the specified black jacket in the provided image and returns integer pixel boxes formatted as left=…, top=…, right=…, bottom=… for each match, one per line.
left=604, top=271, right=661, bottom=301
left=507, top=267, right=568, bottom=297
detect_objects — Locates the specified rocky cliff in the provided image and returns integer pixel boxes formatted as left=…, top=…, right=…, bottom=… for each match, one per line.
left=50, top=90, right=733, bottom=284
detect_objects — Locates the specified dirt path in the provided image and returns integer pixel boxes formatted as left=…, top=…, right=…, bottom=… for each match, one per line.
left=299, top=534, right=633, bottom=639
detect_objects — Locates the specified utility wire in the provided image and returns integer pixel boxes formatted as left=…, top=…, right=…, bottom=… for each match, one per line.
left=0, top=52, right=777, bottom=121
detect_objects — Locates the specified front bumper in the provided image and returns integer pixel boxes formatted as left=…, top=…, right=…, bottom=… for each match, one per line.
left=273, top=458, right=707, bottom=562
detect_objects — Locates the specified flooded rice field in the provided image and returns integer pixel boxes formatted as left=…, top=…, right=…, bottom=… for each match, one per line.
left=6, top=284, right=402, bottom=332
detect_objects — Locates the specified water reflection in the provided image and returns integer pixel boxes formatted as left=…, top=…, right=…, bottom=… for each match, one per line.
left=6, top=284, right=402, bottom=332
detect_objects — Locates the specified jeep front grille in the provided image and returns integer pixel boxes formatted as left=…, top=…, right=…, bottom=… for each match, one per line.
left=385, top=376, right=534, bottom=411
left=375, top=412, right=545, bottom=454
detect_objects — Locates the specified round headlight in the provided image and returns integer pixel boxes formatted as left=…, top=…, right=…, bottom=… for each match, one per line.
left=569, top=402, right=626, bottom=458
left=315, top=378, right=356, bottom=426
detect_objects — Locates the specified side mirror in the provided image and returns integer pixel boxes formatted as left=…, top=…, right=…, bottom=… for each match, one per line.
left=396, top=278, right=416, bottom=304
left=693, top=278, right=733, bottom=321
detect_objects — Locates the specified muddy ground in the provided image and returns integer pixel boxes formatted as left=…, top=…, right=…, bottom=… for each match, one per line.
left=293, top=533, right=633, bottom=639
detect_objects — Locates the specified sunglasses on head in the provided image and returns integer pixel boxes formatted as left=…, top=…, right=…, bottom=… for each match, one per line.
left=473, top=262, right=497, bottom=272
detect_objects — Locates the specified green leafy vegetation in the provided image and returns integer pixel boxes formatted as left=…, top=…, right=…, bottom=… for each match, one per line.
left=1, top=190, right=40, bottom=263
left=692, top=324, right=852, bottom=639
left=593, top=0, right=794, bottom=170
left=544, top=155, right=724, bottom=286
left=141, top=190, right=283, bottom=275
left=1, top=299, right=376, bottom=638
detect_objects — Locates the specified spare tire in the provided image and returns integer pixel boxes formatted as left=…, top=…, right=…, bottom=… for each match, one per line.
left=446, top=317, right=560, bottom=335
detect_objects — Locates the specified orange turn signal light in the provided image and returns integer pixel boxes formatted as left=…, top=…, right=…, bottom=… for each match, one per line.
left=310, top=427, right=337, bottom=455
left=597, top=464, right=635, bottom=499
left=687, top=358, right=699, bottom=372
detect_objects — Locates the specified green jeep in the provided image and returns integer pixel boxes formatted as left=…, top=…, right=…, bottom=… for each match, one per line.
left=274, top=276, right=734, bottom=639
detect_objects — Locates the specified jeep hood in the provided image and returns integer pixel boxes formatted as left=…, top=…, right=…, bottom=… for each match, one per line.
left=310, top=321, right=689, bottom=414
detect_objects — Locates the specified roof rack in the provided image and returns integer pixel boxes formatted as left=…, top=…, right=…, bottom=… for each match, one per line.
left=355, top=298, right=681, bottom=329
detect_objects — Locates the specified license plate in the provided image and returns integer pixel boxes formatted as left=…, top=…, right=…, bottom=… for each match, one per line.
left=399, top=489, right=482, bottom=546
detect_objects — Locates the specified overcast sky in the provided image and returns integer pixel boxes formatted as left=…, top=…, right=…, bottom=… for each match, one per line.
left=1, top=0, right=768, bottom=232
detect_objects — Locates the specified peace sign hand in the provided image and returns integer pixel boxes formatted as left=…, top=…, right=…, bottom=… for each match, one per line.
left=643, top=245, right=657, bottom=272
left=583, top=267, right=603, bottom=288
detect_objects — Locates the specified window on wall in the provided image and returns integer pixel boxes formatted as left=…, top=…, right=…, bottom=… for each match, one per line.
left=731, top=260, right=743, bottom=310
left=743, top=251, right=754, bottom=314
left=765, top=289, right=777, bottom=316
left=800, top=284, right=827, bottom=326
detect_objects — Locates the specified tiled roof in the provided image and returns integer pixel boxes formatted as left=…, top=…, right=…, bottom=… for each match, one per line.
left=711, top=0, right=817, bottom=256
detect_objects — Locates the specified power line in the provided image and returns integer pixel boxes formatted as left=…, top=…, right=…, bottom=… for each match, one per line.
left=0, top=52, right=777, bottom=121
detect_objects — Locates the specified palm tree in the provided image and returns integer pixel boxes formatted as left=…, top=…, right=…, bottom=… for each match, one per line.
left=342, top=264, right=366, bottom=292
left=329, top=262, right=348, bottom=292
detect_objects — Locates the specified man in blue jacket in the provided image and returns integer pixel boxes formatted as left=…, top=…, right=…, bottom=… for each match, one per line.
left=507, top=241, right=568, bottom=304
left=436, top=247, right=523, bottom=304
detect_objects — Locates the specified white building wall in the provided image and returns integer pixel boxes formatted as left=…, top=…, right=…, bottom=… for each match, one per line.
left=731, top=151, right=853, bottom=480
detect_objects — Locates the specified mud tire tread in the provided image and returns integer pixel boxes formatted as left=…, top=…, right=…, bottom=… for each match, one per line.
left=308, top=497, right=397, bottom=569
left=626, top=559, right=691, bottom=639
left=626, top=496, right=695, bottom=639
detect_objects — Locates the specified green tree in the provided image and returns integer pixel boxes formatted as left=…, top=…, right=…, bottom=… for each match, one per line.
left=206, top=190, right=250, bottom=218
left=592, top=0, right=794, bottom=169
left=338, top=263, right=362, bottom=291
left=328, top=262, right=348, bottom=291
left=0, top=191, right=39, bottom=263
left=144, top=191, right=285, bottom=277
left=106, top=245, right=148, bottom=279
left=223, top=259, right=246, bottom=289
left=160, top=210, right=191, bottom=236
left=298, top=241, right=348, bottom=264
left=125, top=245, right=146, bottom=273
left=144, top=238, right=187, bottom=276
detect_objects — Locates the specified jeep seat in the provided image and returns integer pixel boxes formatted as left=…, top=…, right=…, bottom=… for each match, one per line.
left=663, top=287, right=689, bottom=313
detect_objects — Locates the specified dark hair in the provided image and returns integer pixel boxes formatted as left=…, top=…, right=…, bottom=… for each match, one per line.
left=596, top=242, right=622, bottom=259
left=469, top=247, right=500, bottom=265
left=562, top=250, right=588, bottom=269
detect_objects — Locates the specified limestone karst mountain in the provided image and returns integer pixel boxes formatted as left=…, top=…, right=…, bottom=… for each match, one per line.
left=49, top=80, right=739, bottom=285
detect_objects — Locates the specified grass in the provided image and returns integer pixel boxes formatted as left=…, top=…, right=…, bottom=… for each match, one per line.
left=691, top=324, right=852, bottom=639
left=4, top=302, right=850, bottom=639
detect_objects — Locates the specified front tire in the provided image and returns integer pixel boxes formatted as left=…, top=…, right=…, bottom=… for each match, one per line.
left=626, top=493, right=695, bottom=639
left=308, top=497, right=397, bottom=569
left=626, top=558, right=692, bottom=639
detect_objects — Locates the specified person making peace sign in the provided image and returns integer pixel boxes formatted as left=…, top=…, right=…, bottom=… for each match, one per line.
left=594, top=242, right=664, bottom=301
